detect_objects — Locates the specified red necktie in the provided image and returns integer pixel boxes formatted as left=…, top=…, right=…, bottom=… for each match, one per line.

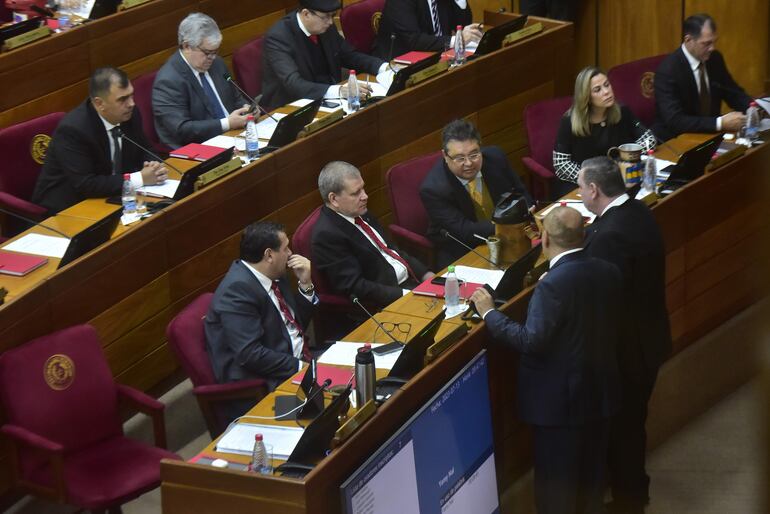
left=354, top=216, right=417, bottom=281
left=271, top=282, right=312, bottom=361
left=309, top=34, right=319, bottom=45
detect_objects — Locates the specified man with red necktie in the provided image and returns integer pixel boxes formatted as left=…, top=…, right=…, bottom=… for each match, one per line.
left=312, top=161, right=434, bottom=309
left=205, top=221, right=318, bottom=423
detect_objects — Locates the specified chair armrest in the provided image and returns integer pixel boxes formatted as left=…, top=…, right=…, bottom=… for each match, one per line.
left=389, top=224, right=433, bottom=249
left=116, top=383, right=168, bottom=450
left=192, top=379, right=268, bottom=401
left=0, top=192, right=48, bottom=219
left=2, top=424, right=66, bottom=500
left=1, top=424, right=63, bottom=453
left=522, top=156, right=555, bottom=180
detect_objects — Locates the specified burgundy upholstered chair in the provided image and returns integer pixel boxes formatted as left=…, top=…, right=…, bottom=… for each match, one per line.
left=385, top=151, right=440, bottom=268
left=166, top=292, right=268, bottom=438
left=0, top=112, right=64, bottom=236
left=0, top=324, right=179, bottom=513
left=522, top=96, right=573, bottom=201
left=132, top=70, right=170, bottom=155
left=607, top=54, right=666, bottom=128
left=340, top=0, right=386, bottom=54
left=232, top=36, right=265, bottom=101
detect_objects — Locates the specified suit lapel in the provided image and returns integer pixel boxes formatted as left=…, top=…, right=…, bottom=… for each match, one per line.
left=676, top=48, right=700, bottom=113
left=85, top=100, right=112, bottom=170
left=290, top=15, right=318, bottom=82
left=236, top=261, right=295, bottom=353
left=172, top=52, right=218, bottom=119
left=443, top=165, right=477, bottom=220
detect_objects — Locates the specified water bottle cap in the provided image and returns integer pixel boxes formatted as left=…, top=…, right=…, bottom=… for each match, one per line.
left=123, top=173, right=130, bottom=180
left=447, top=265, right=455, bottom=272
left=456, top=25, right=462, bottom=30
left=363, top=343, right=371, bottom=349
left=247, top=114, right=255, bottom=121
left=350, top=70, right=356, bottom=75
left=750, top=101, right=758, bottom=106
left=560, top=201, right=566, bottom=206
left=255, top=433, right=263, bottom=441
left=647, top=149, right=654, bottom=155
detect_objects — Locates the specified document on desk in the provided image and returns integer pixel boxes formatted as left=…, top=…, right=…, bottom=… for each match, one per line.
left=441, top=266, right=505, bottom=289
left=202, top=134, right=258, bottom=152
left=289, top=98, right=338, bottom=113
left=247, top=113, right=288, bottom=141
left=215, top=423, right=304, bottom=459
left=318, top=342, right=402, bottom=370
left=538, top=201, right=596, bottom=223
left=137, top=179, right=180, bottom=198
left=2, top=233, right=69, bottom=258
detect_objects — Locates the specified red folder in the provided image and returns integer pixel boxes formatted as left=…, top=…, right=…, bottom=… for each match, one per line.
left=169, top=143, right=227, bottom=162
left=291, top=364, right=355, bottom=387
left=393, top=51, right=435, bottom=65
left=411, top=277, right=484, bottom=299
left=0, top=251, right=48, bottom=276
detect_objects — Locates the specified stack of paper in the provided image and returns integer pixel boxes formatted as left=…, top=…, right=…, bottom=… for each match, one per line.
left=215, top=423, right=304, bottom=459
left=136, top=179, right=180, bottom=198
left=442, top=266, right=505, bottom=289
left=2, top=234, right=69, bottom=258
left=318, top=342, right=401, bottom=370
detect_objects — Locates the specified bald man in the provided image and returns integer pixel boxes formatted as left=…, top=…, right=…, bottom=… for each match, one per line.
left=471, top=207, right=622, bottom=514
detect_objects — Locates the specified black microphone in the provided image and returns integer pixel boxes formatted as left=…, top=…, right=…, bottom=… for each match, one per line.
left=350, top=295, right=402, bottom=345
left=0, top=206, right=71, bottom=239
left=635, top=120, right=684, bottom=161
left=114, top=128, right=184, bottom=176
left=222, top=72, right=279, bottom=123
left=302, top=378, right=332, bottom=406
left=386, top=33, right=396, bottom=72
left=30, top=4, right=56, bottom=17
left=439, top=229, right=504, bottom=270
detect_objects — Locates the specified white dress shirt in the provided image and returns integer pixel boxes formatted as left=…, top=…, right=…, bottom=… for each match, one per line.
left=599, top=193, right=629, bottom=218
left=97, top=114, right=143, bottom=188
left=681, top=43, right=723, bottom=131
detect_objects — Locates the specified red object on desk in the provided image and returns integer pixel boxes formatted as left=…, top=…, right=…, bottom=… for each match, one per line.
left=393, top=51, right=435, bottom=65
left=169, top=143, right=227, bottom=162
left=411, top=277, right=484, bottom=299
left=291, top=364, right=355, bottom=387
left=0, top=250, right=47, bottom=276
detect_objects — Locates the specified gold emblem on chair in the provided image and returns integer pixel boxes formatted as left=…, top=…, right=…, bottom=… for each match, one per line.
left=30, top=134, right=52, bottom=165
left=640, top=72, right=655, bottom=99
left=44, top=354, right=75, bottom=391
left=372, top=12, right=382, bottom=35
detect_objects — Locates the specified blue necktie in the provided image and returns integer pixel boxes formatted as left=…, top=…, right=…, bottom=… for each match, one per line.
left=199, top=72, right=227, bottom=119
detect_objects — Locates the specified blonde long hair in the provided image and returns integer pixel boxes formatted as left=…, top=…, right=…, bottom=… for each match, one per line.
left=569, top=67, right=621, bottom=137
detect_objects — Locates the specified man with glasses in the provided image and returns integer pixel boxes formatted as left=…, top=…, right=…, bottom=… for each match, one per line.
left=653, top=13, right=752, bottom=141
left=420, top=119, right=533, bottom=268
left=261, top=0, right=388, bottom=110
left=153, top=12, right=250, bottom=149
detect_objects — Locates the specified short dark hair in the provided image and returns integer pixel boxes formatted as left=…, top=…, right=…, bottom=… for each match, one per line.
left=683, top=13, right=716, bottom=39
left=89, top=67, right=129, bottom=99
left=581, top=156, right=626, bottom=197
left=442, top=119, right=481, bottom=152
left=240, top=221, right=285, bottom=263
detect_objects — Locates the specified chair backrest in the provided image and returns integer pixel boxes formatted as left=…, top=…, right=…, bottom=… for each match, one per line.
left=0, top=111, right=65, bottom=201
left=386, top=151, right=441, bottom=236
left=340, top=0, right=386, bottom=54
left=232, top=36, right=264, bottom=100
left=292, top=205, right=341, bottom=297
left=0, top=325, right=122, bottom=452
left=607, top=54, right=667, bottom=128
left=166, top=293, right=217, bottom=388
left=132, top=70, right=170, bottom=155
left=523, top=96, right=573, bottom=171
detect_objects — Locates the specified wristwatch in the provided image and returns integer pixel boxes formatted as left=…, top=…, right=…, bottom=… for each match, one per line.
left=299, top=283, right=315, bottom=295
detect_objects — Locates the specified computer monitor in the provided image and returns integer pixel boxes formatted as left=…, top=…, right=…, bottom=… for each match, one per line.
left=494, top=242, right=542, bottom=301
left=262, top=99, right=322, bottom=153
left=386, top=53, right=442, bottom=96
left=172, top=146, right=235, bottom=201
left=472, top=15, right=529, bottom=57
left=665, top=133, right=724, bottom=183
left=340, top=351, right=499, bottom=514
left=58, top=208, right=122, bottom=269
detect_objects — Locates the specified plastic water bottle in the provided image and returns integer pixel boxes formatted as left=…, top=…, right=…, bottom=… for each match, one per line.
left=347, top=70, right=360, bottom=112
left=452, top=26, right=466, bottom=67
left=250, top=433, right=268, bottom=474
left=745, top=101, right=760, bottom=142
left=245, top=115, right=259, bottom=161
left=121, top=173, right=136, bottom=216
left=444, top=265, right=460, bottom=309
left=642, top=149, right=657, bottom=194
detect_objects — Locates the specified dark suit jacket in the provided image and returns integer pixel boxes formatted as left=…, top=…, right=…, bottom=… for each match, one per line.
left=204, top=260, right=314, bottom=391
left=152, top=51, right=245, bottom=149
left=31, top=99, right=152, bottom=214
left=653, top=48, right=752, bottom=141
left=373, top=0, right=472, bottom=59
left=485, top=251, right=622, bottom=426
left=261, top=12, right=384, bottom=109
left=420, top=146, right=533, bottom=268
left=584, top=199, right=672, bottom=383
left=312, top=205, right=429, bottom=308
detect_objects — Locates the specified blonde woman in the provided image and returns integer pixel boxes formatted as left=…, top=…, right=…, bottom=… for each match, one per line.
left=553, top=67, right=656, bottom=185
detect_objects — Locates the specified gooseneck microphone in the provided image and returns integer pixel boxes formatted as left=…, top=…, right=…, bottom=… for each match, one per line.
left=222, top=72, right=279, bottom=123
left=386, top=33, right=396, bottom=72
left=634, top=120, right=684, bottom=160
left=439, top=229, right=505, bottom=270
left=0, top=207, right=71, bottom=239
left=350, top=295, right=402, bottom=344
left=114, top=128, right=184, bottom=176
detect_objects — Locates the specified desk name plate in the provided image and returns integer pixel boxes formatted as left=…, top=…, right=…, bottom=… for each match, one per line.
left=406, top=60, right=450, bottom=89
left=193, top=157, right=242, bottom=191
left=119, top=0, right=153, bottom=9
left=2, top=26, right=51, bottom=51
left=502, top=22, right=544, bottom=47
left=298, top=108, right=344, bottom=138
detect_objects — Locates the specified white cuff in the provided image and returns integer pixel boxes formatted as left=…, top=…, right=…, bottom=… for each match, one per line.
left=220, top=117, right=230, bottom=132
left=324, top=85, right=341, bottom=100
left=481, top=308, right=495, bottom=320
left=402, top=289, right=410, bottom=296
left=377, top=62, right=389, bottom=74
left=129, top=171, right=144, bottom=188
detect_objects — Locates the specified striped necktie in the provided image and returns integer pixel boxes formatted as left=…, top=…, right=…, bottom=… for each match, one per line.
left=430, top=0, right=442, bottom=36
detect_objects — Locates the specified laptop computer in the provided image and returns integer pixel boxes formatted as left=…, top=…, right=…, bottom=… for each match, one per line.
left=172, top=146, right=235, bottom=201
left=57, top=208, right=122, bottom=269
left=261, top=99, right=322, bottom=153
left=493, top=242, right=542, bottom=301
left=659, top=134, right=724, bottom=193
left=472, top=15, right=529, bottom=58
left=88, top=0, right=120, bottom=20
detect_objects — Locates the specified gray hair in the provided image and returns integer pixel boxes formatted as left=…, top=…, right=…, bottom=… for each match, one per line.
left=178, top=13, right=222, bottom=48
left=580, top=156, right=626, bottom=197
left=318, top=161, right=361, bottom=203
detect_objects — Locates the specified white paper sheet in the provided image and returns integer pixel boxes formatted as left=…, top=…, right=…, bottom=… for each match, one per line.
left=2, top=233, right=70, bottom=258
left=538, top=201, right=597, bottom=223
left=136, top=179, right=180, bottom=198
left=441, top=266, right=506, bottom=289
left=252, top=113, right=288, bottom=141
left=318, top=342, right=402, bottom=370
left=215, top=423, right=304, bottom=458
left=755, top=97, right=770, bottom=116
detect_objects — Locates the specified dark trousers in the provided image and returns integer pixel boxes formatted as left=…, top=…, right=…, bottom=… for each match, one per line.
left=608, top=369, right=658, bottom=511
left=520, top=0, right=579, bottom=21
left=533, top=418, right=609, bottom=514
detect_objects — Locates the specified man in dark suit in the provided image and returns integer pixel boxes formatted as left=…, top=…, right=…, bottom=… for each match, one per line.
left=420, top=119, right=533, bottom=268
left=653, top=13, right=752, bottom=141
left=152, top=13, right=250, bottom=149
left=471, top=206, right=622, bottom=514
left=32, top=67, right=167, bottom=215
left=373, top=0, right=481, bottom=59
left=578, top=157, right=672, bottom=514
left=205, top=221, right=317, bottom=421
left=261, top=0, right=387, bottom=110
left=312, top=161, right=433, bottom=308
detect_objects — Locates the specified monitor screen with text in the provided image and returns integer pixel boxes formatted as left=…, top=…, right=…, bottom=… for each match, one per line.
left=340, top=351, right=498, bottom=514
